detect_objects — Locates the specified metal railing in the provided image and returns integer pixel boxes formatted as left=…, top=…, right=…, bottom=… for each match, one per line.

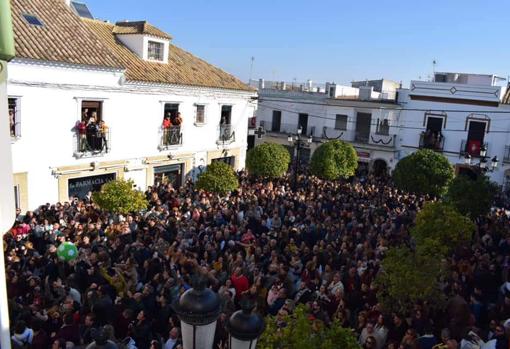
left=74, top=129, right=111, bottom=158
left=460, top=139, right=489, bottom=157
left=354, top=131, right=370, bottom=144
left=419, top=131, right=445, bottom=151
left=159, top=126, right=182, bottom=149
left=261, top=121, right=303, bottom=135
left=218, top=124, right=235, bottom=143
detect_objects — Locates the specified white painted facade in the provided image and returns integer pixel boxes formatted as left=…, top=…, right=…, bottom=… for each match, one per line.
left=8, top=59, right=256, bottom=210
left=397, top=75, right=510, bottom=186
left=255, top=86, right=401, bottom=174
left=256, top=73, right=510, bottom=187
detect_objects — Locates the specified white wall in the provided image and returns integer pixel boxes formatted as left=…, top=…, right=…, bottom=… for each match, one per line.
left=7, top=61, right=255, bottom=208
left=398, top=88, right=510, bottom=184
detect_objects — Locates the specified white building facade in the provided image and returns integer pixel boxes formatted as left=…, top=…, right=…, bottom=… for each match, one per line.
left=256, top=73, right=510, bottom=187
left=8, top=0, right=256, bottom=211
left=255, top=81, right=401, bottom=175
left=398, top=72, right=510, bottom=186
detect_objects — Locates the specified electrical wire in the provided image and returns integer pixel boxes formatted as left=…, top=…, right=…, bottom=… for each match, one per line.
left=259, top=101, right=510, bottom=134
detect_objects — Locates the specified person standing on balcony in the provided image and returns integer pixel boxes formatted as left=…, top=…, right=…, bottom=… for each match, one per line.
left=99, top=120, right=109, bottom=152
left=77, top=119, right=88, bottom=152
left=172, top=112, right=182, bottom=126
left=87, top=114, right=99, bottom=152
left=162, top=114, right=172, bottom=145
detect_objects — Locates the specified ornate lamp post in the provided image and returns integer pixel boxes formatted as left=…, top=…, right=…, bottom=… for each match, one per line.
left=173, top=275, right=221, bottom=349
left=227, top=299, right=265, bottom=349
left=464, top=144, right=499, bottom=173
left=288, top=126, right=312, bottom=191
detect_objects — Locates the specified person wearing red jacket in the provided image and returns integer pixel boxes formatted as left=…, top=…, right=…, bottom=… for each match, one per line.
left=230, top=267, right=249, bottom=301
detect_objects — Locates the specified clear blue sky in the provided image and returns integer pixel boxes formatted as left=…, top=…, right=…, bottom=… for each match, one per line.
left=85, top=0, right=510, bottom=86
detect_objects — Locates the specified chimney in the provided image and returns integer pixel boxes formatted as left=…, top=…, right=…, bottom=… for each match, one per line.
left=359, top=86, right=373, bottom=101
left=307, top=79, right=313, bottom=91
left=258, top=79, right=265, bottom=89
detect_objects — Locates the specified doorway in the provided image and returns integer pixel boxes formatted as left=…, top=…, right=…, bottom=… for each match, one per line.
left=466, top=121, right=486, bottom=156
left=154, top=164, right=183, bottom=188
left=372, top=159, right=388, bottom=177
left=298, top=113, right=308, bottom=135
left=355, top=112, right=372, bottom=143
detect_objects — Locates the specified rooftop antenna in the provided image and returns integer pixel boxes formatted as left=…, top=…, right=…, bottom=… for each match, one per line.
left=432, top=59, right=437, bottom=81
left=248, top=56, right=255, bottom=84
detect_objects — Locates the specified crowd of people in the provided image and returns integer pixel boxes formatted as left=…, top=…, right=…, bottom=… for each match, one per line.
left=5, top=171, right=510, bottom=349
left=76, top=109, right=109, bottom=153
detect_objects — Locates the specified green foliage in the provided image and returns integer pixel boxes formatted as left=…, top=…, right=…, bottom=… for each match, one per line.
left=412, top=202, right=475, bottom=256
left=92, top=179, right=148, bottom=214
left=195, top=161, right=238, bottom=195
left=375, top=246, right=445, bottom=316
left=246, top=143, right=291, bottom=178
left=446, top=175, right=498, bottom=219
left=310, top=140, right=358, bottom=180
left=258, top=305, right=360, bottom=349
left=393, top=149, right=454, bottom=197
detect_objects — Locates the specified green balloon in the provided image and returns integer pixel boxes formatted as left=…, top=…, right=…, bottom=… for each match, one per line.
left=57, top=242, right=78, bottom=262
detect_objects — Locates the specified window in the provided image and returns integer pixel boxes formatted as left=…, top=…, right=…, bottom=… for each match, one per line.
left=377, top=119, right=390, bottom=135
left=221, top=105, right=232, bottom=125
left=70, top=1, right=93, bottom=19
left=195, top=105, right=205, bottom=124
left=8, top=98, right=21, bottom=137
left=212, top=156, right=235, bottom=167
left=81, top=100, right=103, bottom=122
left=272, top=110, right=282, bottom=132
left=78, top=100, right=108, bottom=154
left=335, top=114, right=348, bottom=130
left=23, top=14, right=43, bottom=26
left=148, top=41, right=164, bottom=61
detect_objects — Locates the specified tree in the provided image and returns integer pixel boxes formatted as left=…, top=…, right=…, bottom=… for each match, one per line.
left=412, top=202, right=475, bottom=256
left=393, top=149, right=454, bottom=197
left=446, top=174, right=498, bottom=219
left=375, top=246, right=445, bottom=316
left=195, top=161, right=238, bottom=195
left=310, top=140, right=358, bottom=180
left=92, top=179, right=148, bottom=214
left=246, top=143, right=291, bottom=178
left=258, top=304, right=360, bottom=349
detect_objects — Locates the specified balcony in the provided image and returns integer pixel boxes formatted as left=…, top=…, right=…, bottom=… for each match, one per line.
left=368, top=133, right=396, bottom=147
left=504, top=145, right=510, bottom=163
left=419, top=131, right=445, bottom=151
left=354, top=131, right=370, bottom=144
left=261, top=121, right=303, bottom=135
left=159, top=126, right=182, bottom=150
left=460, top=139, right=488, bottom=157
left=74, top=129, right=111, bottom=158
left=217, top=124, right=235, bottom=144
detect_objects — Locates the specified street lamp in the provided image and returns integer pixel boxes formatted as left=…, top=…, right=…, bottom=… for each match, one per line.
left=227, top=299, right=265, bottom=349
left=173, top=274, right=221, bottom=349
left=288, top=126, right=312, bottom=191
left=463, top=144, right=499, bottom=174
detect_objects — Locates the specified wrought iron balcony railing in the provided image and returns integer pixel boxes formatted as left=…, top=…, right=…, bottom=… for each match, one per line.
left=159, top=126, right=182, bottom=150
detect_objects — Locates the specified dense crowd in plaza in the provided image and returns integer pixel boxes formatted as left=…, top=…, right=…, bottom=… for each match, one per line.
left=5, top=171, right=510, bottom=349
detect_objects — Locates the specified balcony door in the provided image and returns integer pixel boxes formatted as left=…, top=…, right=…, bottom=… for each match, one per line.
left=355, top=112, right=372, bottom=143
left=466, top=121, right=486, bottom=156
left=298, top=113, right=308, bottom=134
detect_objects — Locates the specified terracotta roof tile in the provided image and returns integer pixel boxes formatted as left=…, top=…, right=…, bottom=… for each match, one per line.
left=11, top=0, right=124, bottom=69
left=84, top=19, right=253, bottom=91
left=113, top=21, right=172, bottom=40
